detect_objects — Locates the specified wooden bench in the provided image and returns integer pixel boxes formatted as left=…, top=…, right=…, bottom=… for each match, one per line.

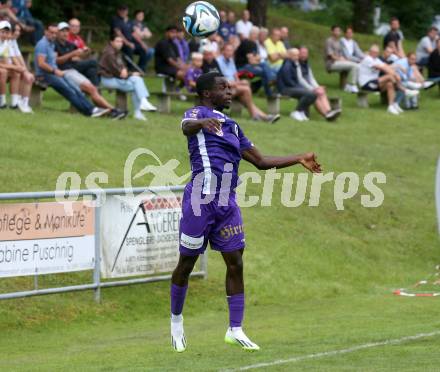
left=267, top=94, right=342, bottom=115
left=327, top=70, right=349, bottom=89
left=30, top=82, right=128, bottom=112
left=357, top=90, right=386, bottom=108
left=154, top=74, right=244, bottom=116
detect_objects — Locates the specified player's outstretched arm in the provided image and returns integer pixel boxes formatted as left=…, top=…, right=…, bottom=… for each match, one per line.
left=242, top=146, right=322, bottom=173
left=182, top=118, right=222, bottom=136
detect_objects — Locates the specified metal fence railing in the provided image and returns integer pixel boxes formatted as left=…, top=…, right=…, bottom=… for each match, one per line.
left=0, top=186, right=207, bottom=302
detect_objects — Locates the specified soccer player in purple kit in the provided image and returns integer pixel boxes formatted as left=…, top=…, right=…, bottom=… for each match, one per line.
left=170, top=72, right=322, bottom=352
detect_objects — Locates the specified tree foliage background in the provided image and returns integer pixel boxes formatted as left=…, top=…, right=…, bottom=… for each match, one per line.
left=30, top=0, right=440, bottom=39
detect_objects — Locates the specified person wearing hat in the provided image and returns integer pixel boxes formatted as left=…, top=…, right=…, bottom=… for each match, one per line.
left=0, top=20, right=30, bottom=111
left=34, top=23, right=110, bottom=118
left=54, top=22, right=127, bottom=120
left=55, top=21, right=99, bottom=86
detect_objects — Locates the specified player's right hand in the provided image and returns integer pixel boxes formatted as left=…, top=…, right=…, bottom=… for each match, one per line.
left=200, top=118, right=222, bottom=133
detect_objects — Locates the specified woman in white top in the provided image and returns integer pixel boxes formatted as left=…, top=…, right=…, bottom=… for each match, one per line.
left=340, top=27, right=364, bottom=63
left=9, top=23, right=34, bottom=113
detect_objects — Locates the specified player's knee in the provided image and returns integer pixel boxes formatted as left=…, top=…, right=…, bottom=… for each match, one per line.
left=227, top=260, right=243, bottom=276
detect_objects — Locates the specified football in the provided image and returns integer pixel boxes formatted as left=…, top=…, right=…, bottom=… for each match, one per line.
left=182, top=1, right=220, bottom=38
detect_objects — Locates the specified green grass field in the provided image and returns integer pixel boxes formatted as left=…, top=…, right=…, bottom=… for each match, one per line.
left=1, top=5, right=440, bottom=371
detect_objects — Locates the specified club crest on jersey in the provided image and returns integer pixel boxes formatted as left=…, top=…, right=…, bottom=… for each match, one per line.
left=215, top=128, right=224, bottom=137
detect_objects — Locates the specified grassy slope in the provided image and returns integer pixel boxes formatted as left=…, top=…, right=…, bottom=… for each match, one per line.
left=1, top=5, right=440, bottom=371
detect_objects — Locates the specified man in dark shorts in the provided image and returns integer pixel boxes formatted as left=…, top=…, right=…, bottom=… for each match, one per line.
left=358, top=44, right=417, bottom=115
left=169, top=72, right=322, bottom=352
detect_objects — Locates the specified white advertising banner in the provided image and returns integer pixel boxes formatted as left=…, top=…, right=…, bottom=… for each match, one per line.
left=0, top=201, right=95, bottom=278
left=100, top=192, right=182, bottom=278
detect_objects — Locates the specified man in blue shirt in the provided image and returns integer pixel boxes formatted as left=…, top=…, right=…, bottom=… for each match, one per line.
left=34, top=24, right=109, bottom=117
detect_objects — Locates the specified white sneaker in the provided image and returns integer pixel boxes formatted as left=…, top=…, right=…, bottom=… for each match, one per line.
left=387, top=105, right=400, bottom=115
left=344, top=84, right=359, bottom=94
left=225, top=327, right=260, bottom=351
left=300, top=112, right=309, bottom=121
left=18, top=101, right=33, bottom=114
left=134, top=111, right=147, bottom=121
left=140, top=98, right=157, bottom=112
left=171, top=315, right=187, bottom=353
left=393, top=103, right=404, bottom=113
left=91, top=107, right=111, bottom=118
left=404, top=89, right=419, bottom=98
left=290, top=111, right=305, bottom=122
left=423, top=81, right=435, bottom=89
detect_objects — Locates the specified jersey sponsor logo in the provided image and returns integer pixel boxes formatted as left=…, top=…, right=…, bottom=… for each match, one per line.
left=180, top=232, right=204, bottom=249
left=220, top=224, right=244, bottom=240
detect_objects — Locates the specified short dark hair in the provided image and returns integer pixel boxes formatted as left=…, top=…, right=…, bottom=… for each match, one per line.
left=331, top=25, right=340, bottom=31
left=133, top=9, right=144, bottom=17
left=46, top=23, right=58, bottom=30
left=390, top=16, right=399, bottom=22
left=429, top=26, right=439, bottom=32
left=345, top=26, right=353, bottom=32
left=118, top=4, right=128, bottom=11
left=166, top=25, right=178, bottom=32
left=196, top=72, right=223, bottom=97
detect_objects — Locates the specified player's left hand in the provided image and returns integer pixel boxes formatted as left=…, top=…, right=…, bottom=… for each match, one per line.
left=300, top=152, right=322, bottom=173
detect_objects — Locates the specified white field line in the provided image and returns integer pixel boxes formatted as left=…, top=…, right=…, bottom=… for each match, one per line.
left=221, top=330, right=440, bottom=371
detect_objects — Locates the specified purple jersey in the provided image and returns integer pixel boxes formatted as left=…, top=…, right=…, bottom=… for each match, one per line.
left=181, top=106, right=253, bottom=195
left=184, top=67, right=203, bottom=93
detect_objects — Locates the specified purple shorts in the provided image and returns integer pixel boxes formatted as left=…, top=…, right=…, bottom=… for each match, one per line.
left=179, top=185, right=245, bottom=256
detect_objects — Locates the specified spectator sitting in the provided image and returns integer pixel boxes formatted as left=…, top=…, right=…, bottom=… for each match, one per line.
left=280, top=26, right=291, bottom=49
left=428, top=39, right=440, bottom=83
left=358, top=44, right=417, bottom=115
left=381, top=43, right=400, bottom=64
left=216, top=43, right=279, bottom=123
left=395, top=52, right=434, bottom=109
left=257, top=27, right=269, bottom=62
left=324, top=25, right=359, bottom=93
left=184, top=52, right=203, bottom=93
left=0, top=20, right=32, bottom=112
left=154, top=25, right=188, bottom=82
left=201, top=44, right=220, bottom=74
left=7, top=22, right=34, bottom=112
left=200, top=33, right=222, bottom=57
left=277, top=48, right=317, bottom=122
left=235, top=9, right=253, bottom=40
left=383, top=17, right=405, bottom=58
left=235, top=26, right=276, bottom=97
left=11, top=0, right=43, bottom=45
left=340, top=26, right=364, bottom=63
left=111, top=5, right=145, bottom=72
left=218, top=10, right=236, bottom=42
left=99, top=35, right=157, bottom=121
left=173, top=27, right=190, bottom=63
left=55, top=23, right=125, bottom=120
left=416, top=26, right=438, bottom=68
left=55, top=22, right=99, bottom=86
left=35, top=24, right=110, bottom=118
left=67, top=18, right=87, bottom=49
left=264, top=28, right=287, bottom=72
left=298, top=46, right=341, bottom=121
left=131, top=9, right=154, bottom=71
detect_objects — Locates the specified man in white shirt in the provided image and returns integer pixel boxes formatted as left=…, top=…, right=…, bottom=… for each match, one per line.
left=358, top=44, right=417, bottom=115
left=235, top=9, right=253, bottom=40
left=416, top=26, right=438, bottom=67
left=0, top=20, right=32, bottom=112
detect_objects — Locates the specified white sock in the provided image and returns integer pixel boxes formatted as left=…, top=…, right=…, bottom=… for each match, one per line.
left=231, top=326, right=242, bottom=333
left=21, top=97, right=29, bottom=107
left=11, top=94, right=20, bottom=106
left=171, top=313, right=183, bottom=322
left=0, top=95, right=6, bottom=106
